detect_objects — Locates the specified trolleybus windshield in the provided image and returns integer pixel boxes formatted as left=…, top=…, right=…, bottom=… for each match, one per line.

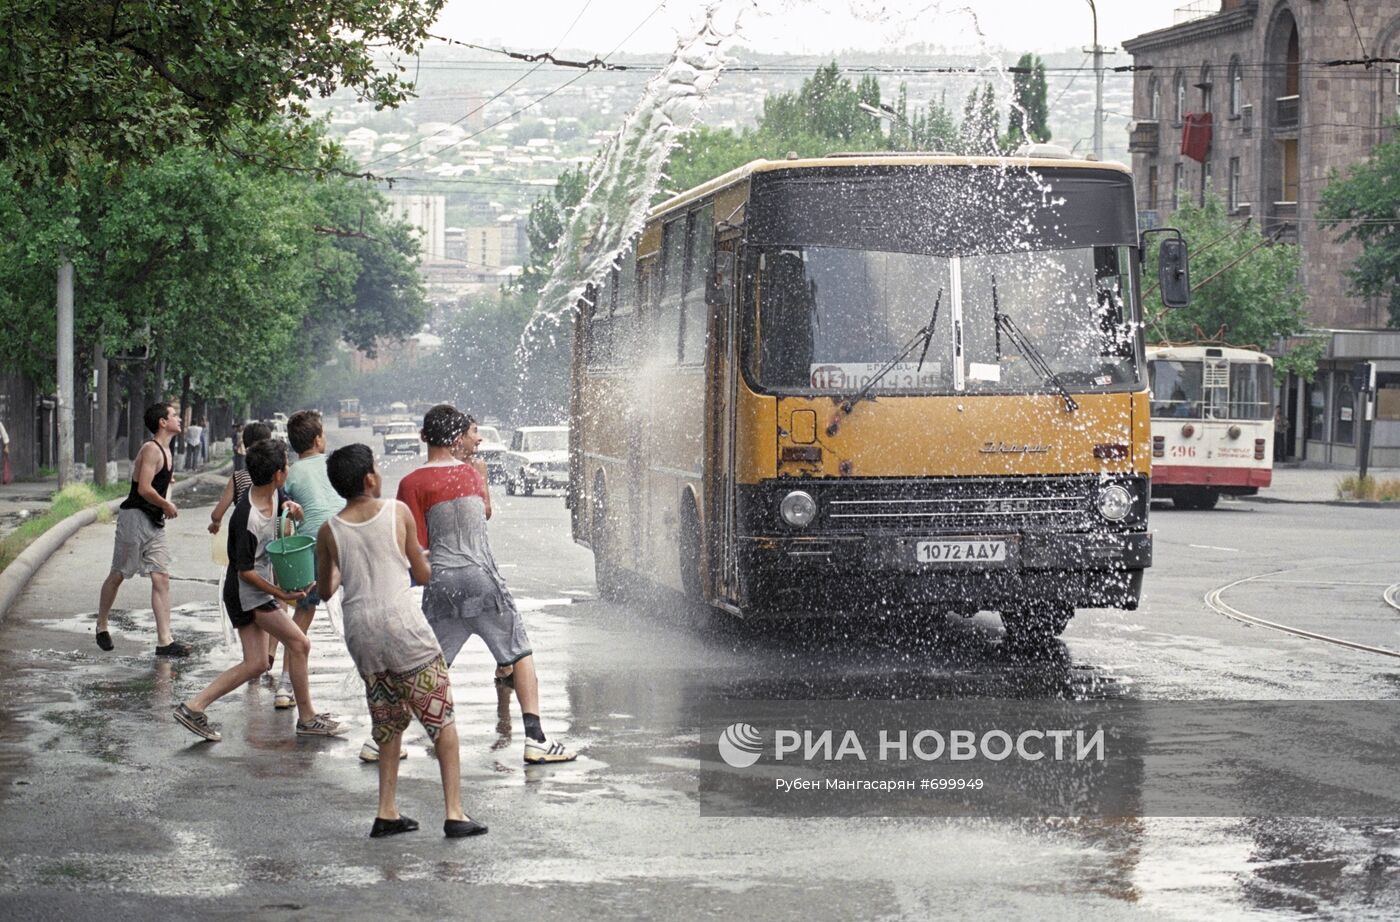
left=1149, top=358, right=1272, bottom=420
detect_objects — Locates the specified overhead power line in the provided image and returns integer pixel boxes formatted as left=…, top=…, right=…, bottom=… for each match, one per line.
left=380, top=1, right=666, bottom=177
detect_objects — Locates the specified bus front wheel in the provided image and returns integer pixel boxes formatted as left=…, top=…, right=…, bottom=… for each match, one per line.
left=679, top=496, right=702, bottom=601
left=592, top=482, right=626, bottom=603
left=1000, top=602, right=1072, bottom=648
left=1172, top=488, right=1219, bottom=511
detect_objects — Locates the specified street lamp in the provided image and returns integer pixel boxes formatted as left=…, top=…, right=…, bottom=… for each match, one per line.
left=1086, top=0, right=1104, bottom=161
left=858, top=101, right=911, bottom=126
left=858, top=101, right=913, bottom=145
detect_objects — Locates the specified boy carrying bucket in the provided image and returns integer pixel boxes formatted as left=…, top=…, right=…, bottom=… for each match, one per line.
left=317, top=443, right=487, bottom=839
left=174, top=440, right=344, bottom=742
left=269, top=410, right=348, bottom=711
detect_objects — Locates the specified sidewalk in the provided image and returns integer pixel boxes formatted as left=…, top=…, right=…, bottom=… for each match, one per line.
left=1241, top=463, right=1400, bottom=504
left=0, top=456, right=227, bottom=540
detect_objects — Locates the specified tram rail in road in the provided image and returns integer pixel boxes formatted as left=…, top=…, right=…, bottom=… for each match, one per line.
left=1204, top=561, right=1400, bottom=659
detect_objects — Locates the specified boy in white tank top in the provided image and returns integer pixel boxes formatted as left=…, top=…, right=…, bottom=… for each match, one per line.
left=316, top=443, right=488, bottom=839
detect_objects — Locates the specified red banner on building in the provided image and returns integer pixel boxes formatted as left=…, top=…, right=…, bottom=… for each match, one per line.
left=1181, top=112, right=1212, bottom=163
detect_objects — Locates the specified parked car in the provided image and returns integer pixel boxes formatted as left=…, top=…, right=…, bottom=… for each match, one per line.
left=476, top=425, right=508, bottom=484
left=503, top=425, right=569, bottom=495
left=383, top=422, right=421, bottom=456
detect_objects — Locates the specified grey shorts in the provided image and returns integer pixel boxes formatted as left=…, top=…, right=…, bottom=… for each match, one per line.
left=421, top=566, right=532, bottom=668
left=110, top=507, right=171, bottom=579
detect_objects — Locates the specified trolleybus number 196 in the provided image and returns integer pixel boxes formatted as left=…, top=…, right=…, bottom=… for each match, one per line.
left=915, top=540, right=1008, bottom=564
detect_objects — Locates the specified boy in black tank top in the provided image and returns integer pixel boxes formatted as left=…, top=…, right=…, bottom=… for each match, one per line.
left=95, top=402, right=192, bottom=656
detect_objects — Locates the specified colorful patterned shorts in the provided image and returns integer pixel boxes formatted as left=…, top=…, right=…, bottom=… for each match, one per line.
left=363, top=655, right=455, bottom=745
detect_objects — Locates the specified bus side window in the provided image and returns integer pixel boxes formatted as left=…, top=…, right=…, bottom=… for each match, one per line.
left=583, top=276, right=612, bottom=369
left=654, top=218, right=685, bottom=363
left=612, top=243, right=639, bottom=368
left=680, top=203, right=714, bottom=365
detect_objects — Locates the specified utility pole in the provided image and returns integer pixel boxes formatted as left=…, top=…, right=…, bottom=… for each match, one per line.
left=56, top=255, right=75, bottom=487
left=94, top=340, right=109, bottom=487
left=1354, top=362, right=1375, bottom=481
left=1087, top=0, right=1103, bottom=161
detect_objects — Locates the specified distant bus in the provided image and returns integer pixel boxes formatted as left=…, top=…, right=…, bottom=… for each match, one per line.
left=570, top=149, right=1189, bottom=644
left=337, top=398, right=361, bottom=429
left=1146, top=344, right=1273, bottom=510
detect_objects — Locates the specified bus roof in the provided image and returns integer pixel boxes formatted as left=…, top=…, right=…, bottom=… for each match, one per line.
left=1147, top=344, right=1275, bottom=365
left=651, top=152, right=1131, bottom=218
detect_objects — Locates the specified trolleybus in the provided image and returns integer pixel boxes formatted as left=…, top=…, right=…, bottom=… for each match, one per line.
left=569, top=148, right=1190, bottom=643
left=1146, top=344, right=1273, bottom=509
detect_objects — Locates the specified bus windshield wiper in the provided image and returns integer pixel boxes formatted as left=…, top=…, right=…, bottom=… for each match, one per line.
left=828, top=290, right=940, bottom=435
left=995, top=313, right=1079, bottom=413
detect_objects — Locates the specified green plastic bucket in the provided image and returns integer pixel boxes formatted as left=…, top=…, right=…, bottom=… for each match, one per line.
left=267, top=508, right=316, bottom=591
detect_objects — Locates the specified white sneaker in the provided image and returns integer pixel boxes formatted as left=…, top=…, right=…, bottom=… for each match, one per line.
left=295, top=713, right=346, bottom=737
left=358, top=738, right=407, bottom=762
left=524, top=738, right=577, bottom=764
left=273, top=683, right=294, bottom=709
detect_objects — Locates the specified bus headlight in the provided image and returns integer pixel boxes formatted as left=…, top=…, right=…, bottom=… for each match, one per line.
left=780, top=490, right=817, bottom=527
left=1097, top=484, right=1133, bottom=521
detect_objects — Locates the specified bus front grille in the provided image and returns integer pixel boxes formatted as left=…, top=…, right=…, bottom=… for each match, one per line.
left=820, top=478, right=1097, bottom=533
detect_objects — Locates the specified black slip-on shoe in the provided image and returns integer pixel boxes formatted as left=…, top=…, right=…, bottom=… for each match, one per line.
left=369, top=816, right=419, bottom=838
left=95, top=630, right=114, bottom=651
left=155, top=641, right=193, bottom=657
left=444, top=818, right=489, bottom=838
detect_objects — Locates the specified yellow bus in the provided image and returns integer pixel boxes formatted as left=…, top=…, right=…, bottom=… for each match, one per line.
left=569, top=148, right=1189, bottom=643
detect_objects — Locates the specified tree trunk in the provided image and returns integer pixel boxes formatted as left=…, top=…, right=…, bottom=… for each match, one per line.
left=128, top=361, right=147, bottom=461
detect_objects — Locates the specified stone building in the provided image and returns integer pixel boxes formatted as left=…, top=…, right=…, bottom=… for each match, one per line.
left=1123, top=0, right=1400, bottom=466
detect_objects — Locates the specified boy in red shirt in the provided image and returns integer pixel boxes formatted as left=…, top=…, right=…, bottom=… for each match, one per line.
left=397, top=405, right=576, bottom=765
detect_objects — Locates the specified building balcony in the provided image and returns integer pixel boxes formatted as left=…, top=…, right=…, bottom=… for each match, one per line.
left=1265, top=201, right=1298, bottom=243
left=1128, top=121, right=1160, bottom=154
left=1274, top=95, right=1299, bottom=129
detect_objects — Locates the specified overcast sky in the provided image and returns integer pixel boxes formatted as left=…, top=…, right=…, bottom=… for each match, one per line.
left=433, top=0, right=1188, bottom=57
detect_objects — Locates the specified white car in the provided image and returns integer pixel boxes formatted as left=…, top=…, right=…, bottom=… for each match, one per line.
left=504, top=426, right=569, bottom=495
left=476, top=425, right=508, bottom=484
left=383, top=422, right=421, bottom=456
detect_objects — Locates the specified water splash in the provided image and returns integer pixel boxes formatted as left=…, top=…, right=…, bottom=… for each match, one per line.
left=524, top=0, right=752, bottom=344
left=522, top=0, right=1029, bottom=351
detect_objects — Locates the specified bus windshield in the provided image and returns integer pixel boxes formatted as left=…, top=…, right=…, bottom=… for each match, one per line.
left=746, top=244, right=1139, bottom=393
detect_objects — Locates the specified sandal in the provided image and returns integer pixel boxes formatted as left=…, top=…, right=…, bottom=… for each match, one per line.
left=95, top=630, right=114, bottom=652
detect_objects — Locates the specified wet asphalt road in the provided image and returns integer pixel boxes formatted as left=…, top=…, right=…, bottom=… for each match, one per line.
left=2, top=428, right=1400, bottom=920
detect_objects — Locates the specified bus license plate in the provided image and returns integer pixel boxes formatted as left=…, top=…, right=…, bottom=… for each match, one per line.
left=915, top=539, right=1008, bottom=565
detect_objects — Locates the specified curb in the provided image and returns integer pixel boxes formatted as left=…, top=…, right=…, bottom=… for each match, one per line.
left=0, top=469, right=229, bottom=628
left=1238, top=495, right=1393, bottom=508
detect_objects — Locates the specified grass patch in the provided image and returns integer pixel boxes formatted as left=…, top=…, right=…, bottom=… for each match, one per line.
left=0, top=482, right=127, bottom=573
left=1337, top=475, right=1400, bottom=502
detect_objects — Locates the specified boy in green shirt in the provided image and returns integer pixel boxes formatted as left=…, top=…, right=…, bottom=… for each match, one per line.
left=272, top=410, right=347, bottom=708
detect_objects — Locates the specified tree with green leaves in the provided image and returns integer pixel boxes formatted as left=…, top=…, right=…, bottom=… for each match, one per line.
left=960, top=84, right=1003, bottom=155
left=521, top=166, right=590, bottom=296
left=1146, top=196, right=1319, bottom=378
left=1005, top=53, right=1051, bottom=147
left=0, top=0, right=445, bottom=184
left=0, top=133, right=426, bottom=407
left=910, top=91, right=960, bottom=153
left=1319, top=131, right=1400, bottom=328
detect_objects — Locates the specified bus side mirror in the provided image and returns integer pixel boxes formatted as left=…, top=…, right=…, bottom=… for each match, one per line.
left=1158, top=238, right=1191, bottom=308
left=708, top=251, right=735, bottom=308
